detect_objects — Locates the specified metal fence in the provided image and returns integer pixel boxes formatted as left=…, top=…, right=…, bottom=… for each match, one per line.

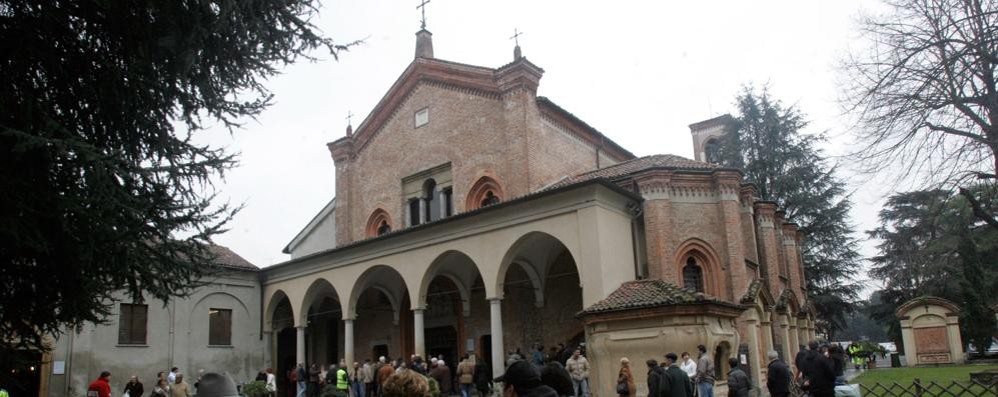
left=786, top=379, right=998, bottom=397
left=858, top=379, right=998, bottom=397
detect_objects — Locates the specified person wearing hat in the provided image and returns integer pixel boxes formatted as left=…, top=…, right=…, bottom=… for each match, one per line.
left=494, top=360, right=558, bottom=397
left=192, top=373, right=240, bottom=397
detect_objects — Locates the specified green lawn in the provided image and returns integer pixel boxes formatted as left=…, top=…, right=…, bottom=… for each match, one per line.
left=852, top=364, right=998, bottom=387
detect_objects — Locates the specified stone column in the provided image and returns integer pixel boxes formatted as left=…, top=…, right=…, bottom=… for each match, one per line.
left=405, top=200, right=412, bottom=227
left=761, top=313, right=775, bottom=358
left=413, top=309, right=425, bottom=358
left=797, top=318, right=808, bottom=346
left=746, top=318, right=763, bottom=393
left=788, top=321, right=799, bottom=363
left=419, top=198, right=427, bottom=224
left=344, top=319, right=355, bottom=370
left=779, top=315, right=792, bottom=362
left=296, top=326, right=306, bottom=365
left=489, top=298, right=504, bottom=377
left=263, top=330, right=274, bottom=368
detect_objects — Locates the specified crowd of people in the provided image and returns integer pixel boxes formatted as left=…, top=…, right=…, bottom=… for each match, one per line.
left=85, top=367, right=255, bottom=397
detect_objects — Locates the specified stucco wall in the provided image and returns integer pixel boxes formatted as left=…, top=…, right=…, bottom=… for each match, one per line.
left=46, top=269, right=262, bottom=397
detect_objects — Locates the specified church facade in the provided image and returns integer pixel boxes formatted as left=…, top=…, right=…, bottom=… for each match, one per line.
left=264, top=27, right=817, bottom=397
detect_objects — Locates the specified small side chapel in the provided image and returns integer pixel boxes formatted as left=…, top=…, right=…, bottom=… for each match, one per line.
left=266, top=18, right=816, bottom=397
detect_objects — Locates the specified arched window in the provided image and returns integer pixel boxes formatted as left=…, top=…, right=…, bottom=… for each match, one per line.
left=466, top=176, right=504, bottom=210
left=365, top=209, right=392, bottom=238
left=481, top=191, right=500, bottom=207
left=683, top=257, right=705, bottom=293
left=377, top=221, right=391, bottom=236
left=704, top=139, right=720, bottom=164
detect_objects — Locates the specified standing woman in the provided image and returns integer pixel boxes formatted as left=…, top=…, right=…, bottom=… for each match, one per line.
left=124, top=376, right=144, bottom=397
left=617, top=358, right=635, bottom=397
left=151, top=379, right=169, bottom=397
left=266, top=368, right=278, bottom=397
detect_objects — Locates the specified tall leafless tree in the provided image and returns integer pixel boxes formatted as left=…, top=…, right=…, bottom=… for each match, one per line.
left=843, top=0, right=998, bottom=228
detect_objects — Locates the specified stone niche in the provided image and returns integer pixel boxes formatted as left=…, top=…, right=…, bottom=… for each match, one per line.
left=896, top=296, right=963, bottom=366
left=579, top=280, right=746, bottom=397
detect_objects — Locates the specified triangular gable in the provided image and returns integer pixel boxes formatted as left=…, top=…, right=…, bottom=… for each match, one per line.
left=739, top=278, right=775, bottom=307
left=283, top=197, right=336, bottom=254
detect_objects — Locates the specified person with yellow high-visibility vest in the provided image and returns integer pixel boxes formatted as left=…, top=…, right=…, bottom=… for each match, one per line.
left=336, top=364, right=349, bottom=394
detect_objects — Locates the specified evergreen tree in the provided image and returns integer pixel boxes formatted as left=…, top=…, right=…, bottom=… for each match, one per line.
left=868, top=189, right=998, bottom=352
left=715, top=86, right=861, bottom=335
left=0, top=0, right=354, bottom=363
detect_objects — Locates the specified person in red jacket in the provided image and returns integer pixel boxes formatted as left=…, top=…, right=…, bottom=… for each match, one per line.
left=88, top=371, right=112, bottom=397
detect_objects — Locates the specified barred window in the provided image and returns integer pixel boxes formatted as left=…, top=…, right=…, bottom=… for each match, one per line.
left=683, top=257, right=705, bottom=293
left=118, top=303, right=147, bottom=345
left=209, top=308, right=232, bottom=346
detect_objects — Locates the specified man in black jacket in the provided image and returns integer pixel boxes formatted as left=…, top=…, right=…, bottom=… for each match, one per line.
left=646, top=359, right=667, bottom=397
left=662, top=353, right=693, bottom=397
left=800, top=342, right=836, bottom=397
left=766, top=351, right=791, bottom=397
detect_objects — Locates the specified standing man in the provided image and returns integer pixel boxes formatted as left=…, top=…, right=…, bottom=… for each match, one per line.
left=308, top=363, right=320, bottom=397
left=565, top=349, right=590, bottom=397
left=663, top=353, right=693, bottom=397
left=167, top=368, right=179, bottom=384
left=351, top=362, right=364, bottom=397
left=679, top=353, right=697, bottom=381
left=645, top=360, right=666, bottom=397
left=295, top=363, right=307, bottom=397
left=456, top=354, right=475, bottom=397
left=335, top=362, right=349, bottom=395
left=87, top=371, right=112, bottom=397
left=766, top=351, right=791, bottom=397
left=694, top=345, right=714, bottom=397
left=170, top=374, right=191, bottom=397
left=362, top=359, right=374, bottom=397
left=725, top=358, right=750, bottom=397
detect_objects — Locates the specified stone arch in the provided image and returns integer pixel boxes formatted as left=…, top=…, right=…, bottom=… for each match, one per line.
left=189, top=291, right=251, bottom=322
left=465, top=176, right=505, bottom=210
left=299, top=278, right=343, bottom=324
left=704, top=138, right=721, bottom=164
left=348, top=265, right=410, bottom=319
left=365, top=208, right=393, bottom=238
left=265, top=289, right=293, bottom=331
left=674, top=239, right=724, bottom=297
left=495, top=231, right=579, bottom=302
left=714, top=341, right=733, bottom=380
left=417, top=250, right=480, bottom=311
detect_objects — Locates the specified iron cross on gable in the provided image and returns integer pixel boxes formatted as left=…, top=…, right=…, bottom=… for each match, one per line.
left=345, top=111, right=354, bottom=126
left=417, top=0, right=430, bottom=29
left=510, top=28, right=523, bottom=46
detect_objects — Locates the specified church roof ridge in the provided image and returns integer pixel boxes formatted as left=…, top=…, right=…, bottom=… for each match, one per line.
left=559, top=153, right=729, bottom=188
left=536, top=97, right=634, bottom=161
left=579, top=279, right=744, bottom=316
left=209, top=244, right=258, bottom=271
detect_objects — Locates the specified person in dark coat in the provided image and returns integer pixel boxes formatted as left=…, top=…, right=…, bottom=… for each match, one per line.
left=494, top=360, right=558, bottom=397
left=645, top=360, right=666, bottom=397
left=766, top=351, right=791, bottom=397
left=725, top=358, right=750, bottom=397
left=124, top=375, right=145, bottom=397
left=473, top=360, right=492, bottom=397
left=539, top=361, right=574, bottom=397
left=662, top=353, right=692, bottom=397
left=801, top=342, right=836, bottom=397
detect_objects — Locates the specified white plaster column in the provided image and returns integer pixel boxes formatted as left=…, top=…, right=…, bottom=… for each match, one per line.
left=419, top=198, right=427, bottom=224
left=489, top=298, right=504, bottom=377
left=438, top=190, right=447, bottom=217
left=405, top=201, right=412, bottom=227
left=746, top=318, right=763, bottom=393
left=344, top=319, right=355, bottom=370
left=263, top=330, right=274, bottom=368
left=413, top=308, right=426, bottom=358
left=296, top=326, right=306, bottom=365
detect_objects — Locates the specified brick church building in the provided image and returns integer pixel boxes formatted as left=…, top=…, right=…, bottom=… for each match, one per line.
left=264, top=26, right=816, bottom=396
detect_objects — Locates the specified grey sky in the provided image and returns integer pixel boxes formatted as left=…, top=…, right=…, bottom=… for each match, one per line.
left=201, top=0, right=885, bottom=294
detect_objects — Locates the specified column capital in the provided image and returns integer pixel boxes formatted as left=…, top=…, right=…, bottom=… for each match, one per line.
left=412, top=306, right=426, bottom=313
left=296, top=325, right=307, bottom=330
left=487, top=297, right=503, bottom=303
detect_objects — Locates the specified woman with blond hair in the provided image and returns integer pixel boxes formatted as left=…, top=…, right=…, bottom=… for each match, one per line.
left=616, top=358, right=636, bottom=397
left=381, top=370, right=431, bottom=397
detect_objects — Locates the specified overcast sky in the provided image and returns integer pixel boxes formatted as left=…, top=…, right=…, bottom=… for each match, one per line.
left=201, top=0, right=888, bottom=294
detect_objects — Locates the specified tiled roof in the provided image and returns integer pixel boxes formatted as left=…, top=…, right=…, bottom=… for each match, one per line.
left=579, top=279, right=727, bottom=315
left=558, top=154, right=722, bottom=187
left=209, top=245, right=258, bottom=271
